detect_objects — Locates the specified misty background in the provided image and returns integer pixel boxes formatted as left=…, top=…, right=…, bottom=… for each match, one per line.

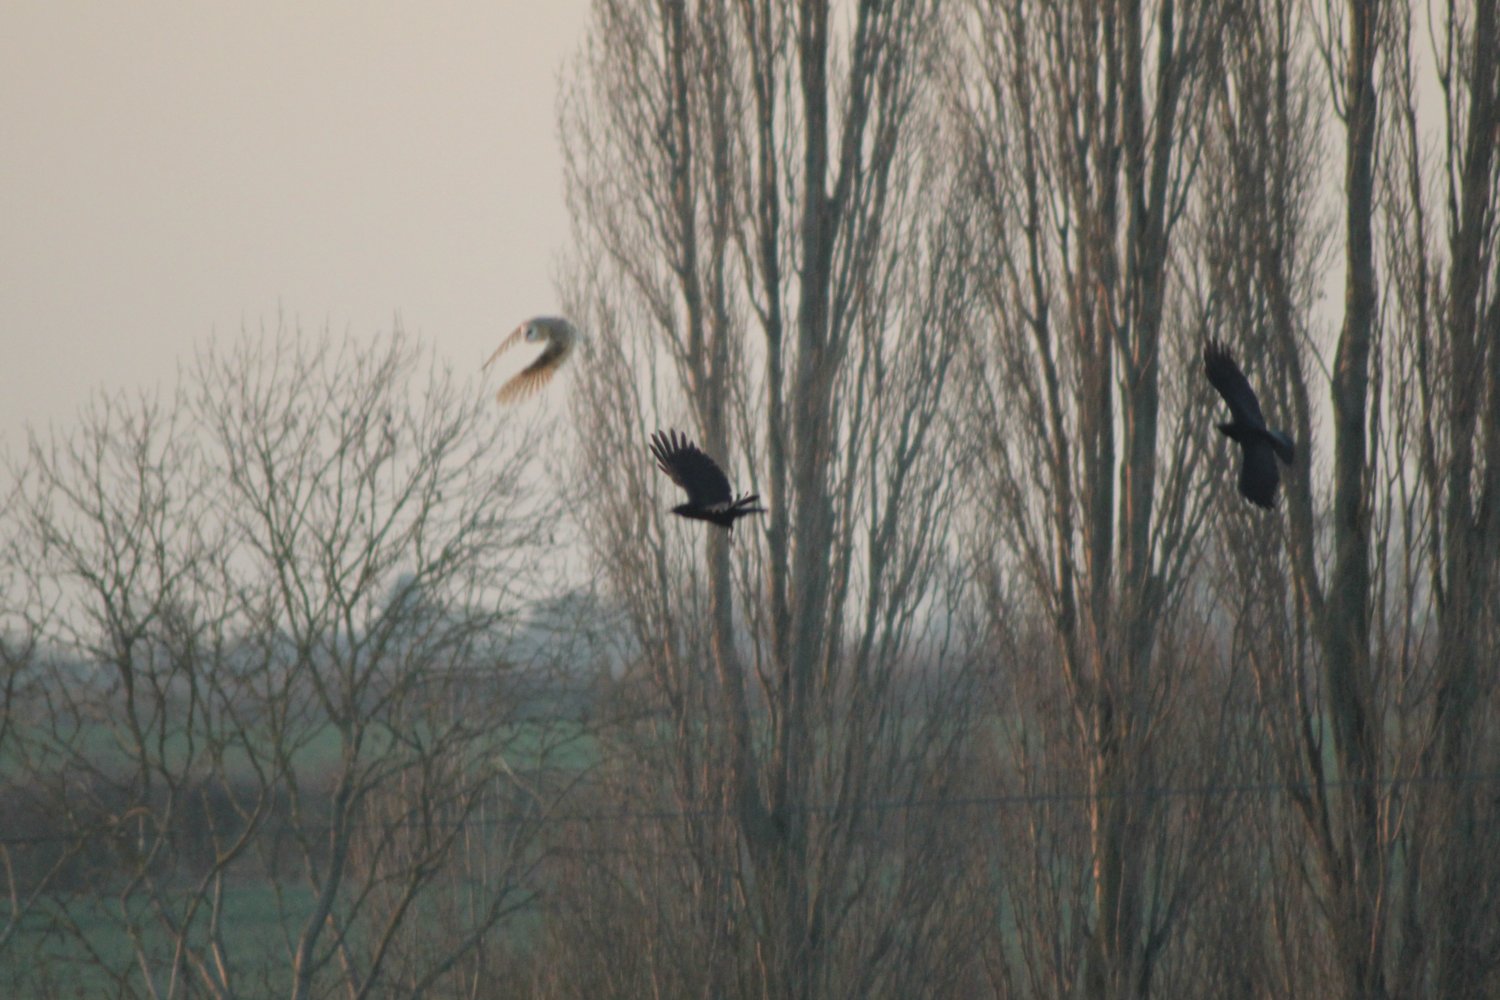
left=3, top=2, right=1499, bottom=998
left=1, top=3, right=588, bottom=449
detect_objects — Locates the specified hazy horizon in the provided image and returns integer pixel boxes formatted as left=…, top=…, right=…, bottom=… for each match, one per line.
left=1, top=3, right=589, bottom=452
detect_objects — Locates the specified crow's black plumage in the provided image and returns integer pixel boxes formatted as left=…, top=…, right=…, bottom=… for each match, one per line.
left=1204, top=340, right=1296, bottom=509
left=649, top=429, right=766, bottom=531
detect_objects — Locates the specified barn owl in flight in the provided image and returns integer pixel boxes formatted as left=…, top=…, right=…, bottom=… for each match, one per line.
left=482, top=316, right=579, bottom=404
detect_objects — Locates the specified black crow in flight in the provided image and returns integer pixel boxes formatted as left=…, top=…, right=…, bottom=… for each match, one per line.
left=649, top=429, right=766, bottom=531
left=1204, top=339, right=1296, bottom=509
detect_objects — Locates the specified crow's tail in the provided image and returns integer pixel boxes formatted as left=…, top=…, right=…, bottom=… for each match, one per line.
left=733, top=493, right=767, bottom=514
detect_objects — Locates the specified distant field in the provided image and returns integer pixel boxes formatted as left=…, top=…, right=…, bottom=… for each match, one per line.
left=5, top=874, right=550, bottom=997
left=0, top=715, right=598, bottom=782
left=6, top=882, right=313, bottom=997
left=0, top=714, right=594, bottom=996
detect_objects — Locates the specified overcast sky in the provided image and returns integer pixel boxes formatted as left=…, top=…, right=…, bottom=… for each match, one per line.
left=1, top=3, right=590, bottom=452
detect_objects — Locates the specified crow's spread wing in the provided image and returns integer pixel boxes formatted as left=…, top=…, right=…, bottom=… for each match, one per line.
left=1240, top=440, right=1281, bottom=509
left=1204, top=339, right=1268, bottom=430
left=649, top=430, right=733, bottom=507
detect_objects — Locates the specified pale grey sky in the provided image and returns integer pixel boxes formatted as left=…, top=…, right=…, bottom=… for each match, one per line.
left=1, top=3, right=590, bottom=451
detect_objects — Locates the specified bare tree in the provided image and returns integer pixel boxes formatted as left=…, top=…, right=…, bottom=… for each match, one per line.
left=1206, top=0, right=1500, bottom=995
left=1386, top=1, right=1500, bottom=995
left=2, top=386, right=247, bottom=998
left=0, top=577, right=64, bottom=959
left=2, top=327, right=567, bottom=999
left=1193, top=0, right=1351, bottom=989
left=1381, top=0, right=1500, bottom=994
left=552, top=0, right=982, bottom=996
left=1201, top=0, right=1397, bottom=993
left=949, top=0, right=1247, bottom=994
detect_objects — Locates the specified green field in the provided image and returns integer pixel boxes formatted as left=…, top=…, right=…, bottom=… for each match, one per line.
left=7, top=882, right=311, bottom=997
left=0, top=712, right=595, bottom=997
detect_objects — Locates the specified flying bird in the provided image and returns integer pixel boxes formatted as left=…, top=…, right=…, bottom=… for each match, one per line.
left=649, top=429, right=766, bottom=531
left=482, top=316, right=579, bottom=404
left=1203, top=339, right=1296, bottom=509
